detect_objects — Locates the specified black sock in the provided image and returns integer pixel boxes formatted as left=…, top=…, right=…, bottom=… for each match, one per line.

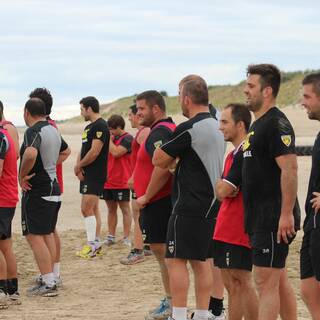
left=7, top=278, right=18, bottom=295
left=209, top=296, right=223, bottom=316
left=0, top=279, right=7, bottom=294
left=134, top=248, right=143, bottom=254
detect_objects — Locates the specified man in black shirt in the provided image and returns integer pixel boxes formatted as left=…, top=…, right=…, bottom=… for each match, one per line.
left=242, top=64, right=300, bottom=319
left=300, top=72, right=320, bottom=318
left=74, top=96, right=109, bottom=259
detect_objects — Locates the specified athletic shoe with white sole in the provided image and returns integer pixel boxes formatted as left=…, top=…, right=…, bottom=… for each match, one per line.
left=27, top=283, right=58, bottom=297
left=120, top=250, right=145, bottom=265
left=146, top=297, right=172, bottom=319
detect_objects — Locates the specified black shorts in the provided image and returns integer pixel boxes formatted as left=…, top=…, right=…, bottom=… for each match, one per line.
left=80, top=179, right=104, bottom=196
left=0, top=207, right=15, bottom=240
left=139, top=196, right=172, bottom=244
left=166, top=215, right=214, bottom=261
left=300, top=228, right=320, bottom=281
left=213, top=240, right=253, bottom=271
left=207, top=217, right=217, bottom=259
left=101, top=189, right=130, bottom=201
left=131, top=190, right=137, bottom=200
left=250, top=232, right=294, bottom=268
left=21, top=194, right=61, bottom=236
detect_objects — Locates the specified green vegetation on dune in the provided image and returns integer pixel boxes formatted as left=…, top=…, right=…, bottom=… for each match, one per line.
left=65, top=70, right=319, bottom=122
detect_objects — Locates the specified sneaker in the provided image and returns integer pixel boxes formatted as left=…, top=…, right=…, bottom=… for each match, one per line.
left=122, top=237, right=131, bottom=247
left=120, top=250, right=145, bottom=265
left=27, top=283, right=58, bottom=297
left=104, top=235, right=116, bottom=246
left=144, top=244, right=153, bottom=256
left=54, top=276, right=63, bottom=287
left=76, top=243, right=102, bottom=259
left=8, top=291, right=21, bottom=305
left=191, top=311, right=226, bottom=320
left=0, top=289, right=8, bottom=309
left=146, top=297, right=172, bottom=319
left=35, top=274, right=62, bottom=288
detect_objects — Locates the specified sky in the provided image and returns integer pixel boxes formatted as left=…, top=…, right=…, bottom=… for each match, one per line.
left=1, top=0, right=319, bottom=125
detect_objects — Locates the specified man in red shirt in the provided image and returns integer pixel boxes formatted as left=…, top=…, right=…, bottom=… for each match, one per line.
left=134, top=90, right=175, bottom=320
left=120, top=104, right=150, bottom=265
left=0, top=124, right=19, bottom=308
left=213, top=103, right=258, bottom=319
left=29, top=88, right=71, bottom=285
left=102, top=115, right=133, bottom=246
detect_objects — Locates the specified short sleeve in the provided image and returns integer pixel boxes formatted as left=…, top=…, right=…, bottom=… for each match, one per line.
left=268, top=117, right=296, bottom=158
left=161, top=122, right=191, bottom=158
left=145, top=126, right=174, bottom=159
left=120, top=135, right=133, bottom=153
left=0, top=133, right=8, bottom=160
left=223, top=149, right=243, bottom=188
left=24, top=128, right=41, bottom=150
left=92, top=122, right=108, bottom=143
left=60, top=136, right=69, bottom=152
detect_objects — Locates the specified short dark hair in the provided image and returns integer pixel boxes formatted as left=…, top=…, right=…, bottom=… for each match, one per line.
left=247, top=64, right=281, bottom=98
left=0, top=100, right=3, bottom=121
left=129, top=104, right=138, bottom=115
left=224, top=103, right=252, bottom=132
left=181, top=78, right=209, bottom=105
left=108, top=114, right=125, bottom=130
left=302, top=72, right=320, bottom=97
left=29, top=87, right=53, bottom=115
left=136, top=90, right=166, bottom=112
left=79, top=96, right=100, bottom=113
left=25, top=98, right=46, bottom=116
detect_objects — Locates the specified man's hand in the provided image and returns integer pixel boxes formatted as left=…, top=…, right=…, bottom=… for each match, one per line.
left=311, top=192, right=320, bottom=213
left=74, top=164, right=82, bottom=176
left=136, top=194, right=149, bottom=209
left=19, top=173, right=35, bottom=191
left=128, top=176, right=134, bottom=190
left=76, top=171, right=84, bottom=181
left=277, top=212, right=296, bottom=244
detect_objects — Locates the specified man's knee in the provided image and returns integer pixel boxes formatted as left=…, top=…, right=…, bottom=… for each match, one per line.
left=254, top=267, right=281, bottom=293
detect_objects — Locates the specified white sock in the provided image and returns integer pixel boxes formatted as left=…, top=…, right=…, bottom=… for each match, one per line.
left=53, top=262, right=60, bottom=278
left=42, top=272, right=55, bottom=287
left=84, top=216, right=96, bottom=243
left=172, top=307, right=187, bottom=320
left=193, top=309, right=210, bottom=320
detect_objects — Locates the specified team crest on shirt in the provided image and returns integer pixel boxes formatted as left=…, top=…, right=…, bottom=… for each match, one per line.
left=153, top=140, right=163, bottom=149
left=82, top=129, right=89, bottom=143
left=242, top=131, right=254, bottom=151
left=168, top=240, right=175, bottom=254
left=281, top=135, right=292, bottom=147
left=96, top=131, right=102, bottom=138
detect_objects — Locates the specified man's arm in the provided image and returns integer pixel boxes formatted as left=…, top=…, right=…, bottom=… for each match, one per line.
left=19, top=146, right=37, bottom=191
left=5, top=124, right=19, bottom=159
left=74, top=139, right=103, bottom=174
left=136, top=167, right=171, bottom=208
left=109, top=139, right=128, bottom=158
left=0, top=159, right=4, bottom=177
left=136, top=127, right=150, bottom=145
left=215, top=179, right=238, bottom=202
left=57, top=147, right=71, bottom=164
left=276, top=154, right=298, bottom=243
left=153, top=148, right=176, bottom=169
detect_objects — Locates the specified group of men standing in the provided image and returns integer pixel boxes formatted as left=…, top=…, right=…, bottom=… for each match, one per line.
left=0, top=65, right=320, bottom=320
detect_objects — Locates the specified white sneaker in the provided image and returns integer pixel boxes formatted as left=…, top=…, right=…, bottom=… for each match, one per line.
left=122, top=237, right=131, bottom=247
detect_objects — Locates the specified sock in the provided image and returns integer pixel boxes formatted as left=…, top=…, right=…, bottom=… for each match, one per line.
left=209, top=297, right=223, bottom=316
left=42, top=273, right=55, bottom=287
left=134, top=248, right=143, bottom=254
left=193, top=309, right=209, bottom=319
left=7, top=278, right=18, bottom=295
left=172, top=307, right=187, bottom=320
left=84, top=216, right=96, bottom=243
left=53, top=262, right=60, bottom=278
left=0, top=279, right=7, bottom=294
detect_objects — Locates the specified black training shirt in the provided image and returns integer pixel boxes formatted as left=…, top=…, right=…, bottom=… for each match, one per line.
left=242, top=107, right=300, bottom=233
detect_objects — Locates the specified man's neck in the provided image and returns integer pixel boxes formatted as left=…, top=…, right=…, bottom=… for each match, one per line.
left=90, top=113, right=101, bottom=123
left=254, top=100, right=276, bottom=120
left=188, top=105, right=209, bottom=119
left=28, top=116, right=46, bottom=127
left=150, top=114, right=167, bottom=127
left=232, top=133, right=247, bottom=149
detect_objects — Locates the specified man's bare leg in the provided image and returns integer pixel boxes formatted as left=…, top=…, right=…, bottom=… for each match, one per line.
left=279, top=268, right=297, bottom=320
left=118, top=201, right=132, bottom=239
left=301, top=277, right=320, bottom=320
left=210, top=260, right=225, bottom=316
left=132, top=199, right=143, bottom=250
left=105, top=200, right=118, bottom=238
left=93, top=202, right=101, bottom=240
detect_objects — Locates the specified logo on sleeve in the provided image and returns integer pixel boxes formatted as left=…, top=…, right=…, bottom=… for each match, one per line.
left=281, top=135, right=291, bottom=147
left=243, top=131, right=254, bottom=151
left=96, top=131, right=102, bottom=138
left=153, top=140, right=163, bottom=149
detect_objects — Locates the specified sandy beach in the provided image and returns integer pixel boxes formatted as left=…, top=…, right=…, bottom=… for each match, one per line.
left=2, top=106, right=318, bottom=319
